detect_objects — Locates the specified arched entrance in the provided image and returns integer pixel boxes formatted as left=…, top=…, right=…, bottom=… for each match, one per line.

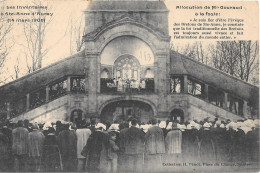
left=70, top=109, right=83, bottom=123
left=100, top=100, right=153, bottom=124
left=170, top=109, right=184, bottom=123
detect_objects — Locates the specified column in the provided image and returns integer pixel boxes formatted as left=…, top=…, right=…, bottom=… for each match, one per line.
left=183, top=75, right=188, bottom=94
left=204, top=84, right=209, bottom=101
left=67, top=76, right=71, bottom=92
left=26, top=93, right=30, bottom=110
left=243, top=100, right=248, bottom=118
left=224, top=92, right=228, bottom=109
left=46, top=86, right=50, bottom=102
left=6, top=102, right=10, bottom=119
left=87, top=53, right=98, bottom=115
left=84, top=68, right=89, bottom=94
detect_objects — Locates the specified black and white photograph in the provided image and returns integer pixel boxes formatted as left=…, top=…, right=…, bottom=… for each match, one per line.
left=0, top=0, right=259, bottom=172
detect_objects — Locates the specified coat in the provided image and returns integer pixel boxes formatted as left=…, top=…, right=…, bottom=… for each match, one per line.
left=12, top=127, right=29, bottom=155
left=0, top=130, right=9, bottom=159
left=82, top=131, right=110, bottom=172
left=165, top=128, right=182, bottom=154
left=124, top=126, right=145, bottom=154
left=57, top=129, right=77, bottom=157
left=145, top=126, right=165, bottom=154
left=76, top=128, right=91, bottom=158
left=28, top=130, right=45, bottom=157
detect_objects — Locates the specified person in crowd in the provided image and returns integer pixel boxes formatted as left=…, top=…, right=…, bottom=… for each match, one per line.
left=199, top=122, right=216, bottom=163
left=212, top=120, right=228, bottom=162
left=42, top=127, right=61, bottom=171
left=55, top=121, right=63, bottom=136
left=0, top=122, right=11, bottom=172
left=12, top=120, right=29, bottom=172
left=124, top=118, right=145, bottom=172
left=165, top=121, right=182, bottom=162
left=81, top=123, right=109, bottom=172
left=28, top=123, right=45, bottom=172
left=76, top=120, right=91, bottom=171
left=57, top=123, right=77, bottom=172
left=107, top=131, right=119, bottom=172
left=144, top=118, right=165, bottom=171
left=182, top=121, right=197, bottom=162
left=24, top=119, right=32, bottom=132
left=2, top=120, right=13, bottom=170
left=89, top=119, right=96, bottom=133
left=118, top=122, right=129, bottom=172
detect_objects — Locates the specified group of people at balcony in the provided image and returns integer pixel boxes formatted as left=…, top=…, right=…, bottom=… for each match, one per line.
left=0, top=116, right=259, bottom=172
left=101, top=77, right=154, bottom=93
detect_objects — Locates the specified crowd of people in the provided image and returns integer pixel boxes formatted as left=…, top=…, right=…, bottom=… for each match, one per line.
left=0, top=117, right=259, bottom=172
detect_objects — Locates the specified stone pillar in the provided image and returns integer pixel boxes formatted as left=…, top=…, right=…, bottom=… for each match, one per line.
left=26, top=93, right=30, bottom=110
left=84, top=68, right=89, bottom=94
left=67, top=76, right=71, bottom=92
left=224, top=92, right=228, bottom=109
left=204, top=84, right=209, bottom=101
left=86, top=53, right=98, bottom=115
left=155, top=53, right=168, bottom=113
left=6, top=102, right=10, bottom=119
left=243, top=100, right=248, bottom=118
left=155, top=53, right=168, bottom=95
left=183, top=75, right=188, bottom=94
left=46, top=86, right=50, bottom=102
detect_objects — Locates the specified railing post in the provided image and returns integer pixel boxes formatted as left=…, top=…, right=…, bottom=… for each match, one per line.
left=224, top=92, right=228, bottom=109
left=204, top=84, right=209, bottom=101
left=183, top=75, right=188, bottom=94
left=243, top=100, right=248, bottom=118
left=26, top=93, right=30, bottom=110
left=6, top=102, right=10, bottom=119
left=67, top=76, right=71, bottom=93
left=46, top=86, right=50, bottom=102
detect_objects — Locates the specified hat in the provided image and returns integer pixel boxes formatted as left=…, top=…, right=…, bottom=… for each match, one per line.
left=31, top=123, right=39, bottom=130
left=109, top=124, right=120, bottom=131
left=216, top=120, right=221, bottom=125
left=220, top=124, right=225, bottom=128
left=240, top=126, right=252, bottom=134
left=140, top=124, right=150, bottom=133
left=177, top=124, right=186, bottom=131
left=203, top=122, right=211, bottom=128
left=95, top=123, right=106, bottom=130
left=186, top=124, right=192, bottom=130
left=159, top=121, right=166, bottom=128
left=166, top=122, right=172, bottom=130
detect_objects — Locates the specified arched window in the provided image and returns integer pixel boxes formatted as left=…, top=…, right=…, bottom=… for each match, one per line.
left=114, top=55, right=140, bottom=81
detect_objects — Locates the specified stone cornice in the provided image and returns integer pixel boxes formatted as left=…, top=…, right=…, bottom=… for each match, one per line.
left=83, top=16, right=170, bottom=42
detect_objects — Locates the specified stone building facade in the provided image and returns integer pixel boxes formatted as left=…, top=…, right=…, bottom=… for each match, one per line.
left=0, top=1, right=258, bottom=123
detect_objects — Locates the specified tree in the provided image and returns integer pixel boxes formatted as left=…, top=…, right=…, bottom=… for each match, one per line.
left=69, top=14, right=85, bottom=55
left=22, top=0, right=54, bottom=73
left=209, top=40, right=259, bottom=83
left=0, top=0, right=12, bottom=83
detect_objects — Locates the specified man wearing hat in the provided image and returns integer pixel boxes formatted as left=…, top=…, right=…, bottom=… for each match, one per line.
left=57, top=123, right=77, bottom=171
left=144, top=118, right=165, bottom=171
left=12, top=120, right=29, bottom=172
left=81, top=123, right=109, bottom=172
left=0, top=122, right=10, bottom=171
left=199, top=122, right=216, bottom=163
left=76, top=120, right=91, bottom=171
left=28, top=123, right=45, bottom=172
left=124, top=118, right=145, bottom=172
left=165, top=121, right=182, bottom=162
